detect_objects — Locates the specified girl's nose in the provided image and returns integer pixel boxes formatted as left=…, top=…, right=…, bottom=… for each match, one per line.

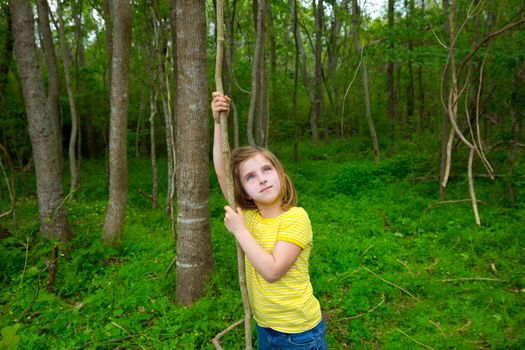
left=259, top=175, right=267, bottom=184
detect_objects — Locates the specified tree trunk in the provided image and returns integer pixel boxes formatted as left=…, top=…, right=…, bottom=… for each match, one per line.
left=224, top=0, right=239, bottom=148
left=439, top=0, right=450, bottom=200
left=267, top=1, right=277, bottom=110
left=247, top=0, right=265, bottom=146
left=314, top=0, right=326, bottom=144
left=404, top=0, right=415, bottom=138
left=0, top=2, right=13, bottom=106
left=387, top=0, right=395, bottom=146
left=145, top=2, right=158, bottom=210
left=417, top=0, right=426, bottom=136
left=352, top=0, right=380, bottom=162
left=57, top=0, right=81, bottom=200
left=152, top=4, right=176, bottom=219
left=72, top=0, right=96, bottom=158
left=292, top=0, right=299, bottom=162
left=326, top=0, right=349, bottom=138
left=36, top=0, right=62, bottom=171
left=175, top=0, right=213, bottom=306
left=103, top=0, right=132, bottom=246
left=10, top=0, right=71, bottom=241
left=288, top=0, right=316, bottom=143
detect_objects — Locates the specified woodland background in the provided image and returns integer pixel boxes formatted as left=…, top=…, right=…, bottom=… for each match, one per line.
left=0, top=0, right=524, bottom=349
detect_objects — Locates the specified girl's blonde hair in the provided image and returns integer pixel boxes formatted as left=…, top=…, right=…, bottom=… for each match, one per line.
left=231, top=146, right=297, bottom=210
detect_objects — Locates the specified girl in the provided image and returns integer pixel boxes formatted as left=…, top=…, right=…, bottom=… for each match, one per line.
left=211, top=92, right=327, bottom=349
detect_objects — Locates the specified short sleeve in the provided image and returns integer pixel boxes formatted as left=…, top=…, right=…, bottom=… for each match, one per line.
left=276, top=208, right=312, bottom=249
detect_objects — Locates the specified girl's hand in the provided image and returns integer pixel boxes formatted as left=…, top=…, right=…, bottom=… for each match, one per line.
left=211, top=92, right=230, bottom=123
left=224, top=206, right=246, bottom=236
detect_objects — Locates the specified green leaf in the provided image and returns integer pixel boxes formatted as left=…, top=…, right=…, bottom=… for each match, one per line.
left=0, top=324, right=21, bottom=350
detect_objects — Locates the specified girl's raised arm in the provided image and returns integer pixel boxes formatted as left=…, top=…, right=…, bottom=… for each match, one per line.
left=211, top=92, right=230, bottom=199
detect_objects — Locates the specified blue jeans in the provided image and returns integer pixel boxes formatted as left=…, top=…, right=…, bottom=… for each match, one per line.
left=256, top=318, right=327, bottom=349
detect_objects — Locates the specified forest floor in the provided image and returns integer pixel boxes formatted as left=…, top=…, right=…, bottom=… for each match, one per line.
left=1, top=139, right=524, bottom=349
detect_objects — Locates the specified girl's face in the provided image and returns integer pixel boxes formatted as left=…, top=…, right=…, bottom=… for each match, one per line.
left=238, top=153, right=282, bottom=207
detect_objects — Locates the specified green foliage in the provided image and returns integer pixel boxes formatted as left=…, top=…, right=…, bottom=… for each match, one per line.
left=1, top=140, right=523, bottom=348
left=0, top=323, right=20, bottom=350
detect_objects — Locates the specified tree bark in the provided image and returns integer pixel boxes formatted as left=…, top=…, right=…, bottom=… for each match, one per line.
left=314, top=0, right=325, bottom=144
left=152, top=3, right=176, bottom=219
left=404, top=0, right=415, bottom=138
left=103, top=0, right=132, bottom=246
left=439, top=0, right=450, bottom=201
left=387, top=0, right=395, bottom=145
left=288, top=0, right=316, bottom=144
left=247, top=0, right=265, bottom=146
left=292, top=0, right=299, bottom=162
left=145, top=1, right=158, bottom=210
left=175, top=0, right=213, bottom=306
left=352, top=0, right=380, bottom=162
left=57, top=0, right=81, bottom=200
left=36, top=0, right=62, bottom=171
left=417, top=0, right=426, bottom=135
left=0, top=2, right=13, bottom=106
left=224, top=0, right=239, bottom=149
left=10, top=0, right=71, bottom=241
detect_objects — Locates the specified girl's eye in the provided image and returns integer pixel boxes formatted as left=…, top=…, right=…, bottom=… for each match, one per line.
left=246, top=174, right=256, bottom=181
left=263, top=166, right=273, bottom=172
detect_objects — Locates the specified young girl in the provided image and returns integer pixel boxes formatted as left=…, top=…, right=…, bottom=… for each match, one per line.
left=211, top=92, right=327, bottom=349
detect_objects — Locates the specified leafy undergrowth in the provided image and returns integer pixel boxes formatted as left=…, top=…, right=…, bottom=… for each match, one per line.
left=1, top=141, right=524, bottom=349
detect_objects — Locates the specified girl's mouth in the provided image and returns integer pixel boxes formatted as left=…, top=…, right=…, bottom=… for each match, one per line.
left=260, top=186, right=272, bottom=193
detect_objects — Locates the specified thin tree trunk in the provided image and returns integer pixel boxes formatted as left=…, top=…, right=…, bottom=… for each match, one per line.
left=175, top=0, right=213, bottom=306
left=247, top=0, right=264, bottom=146
left=57, top=0, right=80, bottom=200
left=352, top=0, right=380, bottom=162
left=224, top=0, right=239, bottom=148
left=267, top=1, right=277, bottom=110
left=152, top=6, right=175, bottom=219
left=405, top=0, right=415, bottom=138
left=135, top=81, right=146, bottom=157
left=508, top=107, right=519, bottom=207
left=439, top=0, right=450, bottom=201
left=417, top=0, right=426, bottom=135
left=288, top=0, right=316, bottom=143
left=292, top=0, right=299, bottom=162
left=0, top=3, right=13, bottom=106
left=467, top=148, right=480, bottom=226
left=10, top=0, right=71, bottom=241
left=327, top=0, right=349, bottom=138
left=417, top=66, right=425, bottom=135
left=314, top=0, right=326, bottom=144
left=145, top=3, right=158, bottom=210
left=387, top=0, right=395, bottom=146
left=103, top=0, right=132, bottom=246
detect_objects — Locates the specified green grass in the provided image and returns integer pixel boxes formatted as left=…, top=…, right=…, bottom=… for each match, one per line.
left=1, top=140, right=524, bottom=349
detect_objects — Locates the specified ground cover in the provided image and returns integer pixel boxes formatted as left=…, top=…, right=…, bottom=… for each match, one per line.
left=1, top=140, right=523, bottom=349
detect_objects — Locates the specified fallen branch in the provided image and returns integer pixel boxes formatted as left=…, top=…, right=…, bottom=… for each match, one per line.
left=165, top=255, right=177, bottom=276
left=333, top=294, right=385, bottom=322
left=440, top=277, right=505, bottom=283
left=363, top=266, right=421, bottom=302
left=424, top=199, right=487, bottom=213
left=395, top=328, right=434, bottom=350
left=211, top=319, right=244, bottom=350
left=138, top=189, right=153, bottom=202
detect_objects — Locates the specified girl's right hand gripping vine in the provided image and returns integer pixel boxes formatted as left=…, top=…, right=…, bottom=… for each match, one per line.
left=211, top=92, right=231, bottom=123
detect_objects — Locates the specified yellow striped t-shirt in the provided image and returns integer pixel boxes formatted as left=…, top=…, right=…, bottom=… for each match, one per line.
left=243, top=207, right=322, bottom=333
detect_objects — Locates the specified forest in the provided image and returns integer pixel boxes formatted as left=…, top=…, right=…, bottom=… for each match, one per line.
left=0, top=0, right=524, bottom=348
